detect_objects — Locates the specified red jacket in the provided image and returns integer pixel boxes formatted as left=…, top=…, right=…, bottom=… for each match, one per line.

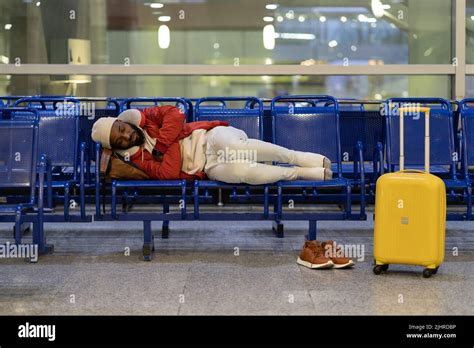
left=129, top=106, right=228, bottom=180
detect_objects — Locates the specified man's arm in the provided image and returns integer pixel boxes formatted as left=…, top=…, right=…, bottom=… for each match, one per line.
left=136, top=142, right=182, bottom=180
left=142, top=106, right=185, bottom=154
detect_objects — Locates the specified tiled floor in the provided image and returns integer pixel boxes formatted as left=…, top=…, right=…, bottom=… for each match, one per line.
left=0, top=214, right=473, bottom=315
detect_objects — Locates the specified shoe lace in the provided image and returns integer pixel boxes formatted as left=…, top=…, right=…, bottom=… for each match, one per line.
left=308, top=244, right=324, bottom=258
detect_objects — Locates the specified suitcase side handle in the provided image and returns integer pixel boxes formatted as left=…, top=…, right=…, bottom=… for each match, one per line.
left=398, top=107, right=431, bottom=172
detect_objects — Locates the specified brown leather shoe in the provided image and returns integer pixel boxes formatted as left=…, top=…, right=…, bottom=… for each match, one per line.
left=321, top=240, right=355, bottom=269
left=297, top=241, right=334, bottom=269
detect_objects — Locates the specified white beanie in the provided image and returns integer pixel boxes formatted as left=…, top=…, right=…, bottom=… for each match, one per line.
left=92, top=117, right=117, bottom=149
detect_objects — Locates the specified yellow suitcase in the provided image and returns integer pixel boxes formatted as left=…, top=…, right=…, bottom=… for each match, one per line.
left=373, top=107, right=446, bottom=278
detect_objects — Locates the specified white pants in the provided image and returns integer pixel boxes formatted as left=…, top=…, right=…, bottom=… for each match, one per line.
left=204, top=126, right=326, bottom=185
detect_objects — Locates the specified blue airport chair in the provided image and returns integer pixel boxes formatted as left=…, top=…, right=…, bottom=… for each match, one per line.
left=0, top=108, right=49, bottom=257
left=337, top=100, right=383, bottom=164
left=384, top=98, right=455, bottom=175
left=336, top=100, right=385, bottom=201
left=384, top=98, right=470, bottom=220
left=271, top=95, right=366, bottom=240
left=12, top=97, right=88, bottom=221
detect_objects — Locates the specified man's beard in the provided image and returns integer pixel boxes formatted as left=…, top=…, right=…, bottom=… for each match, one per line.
left=127, top=122, right=146, bottom=147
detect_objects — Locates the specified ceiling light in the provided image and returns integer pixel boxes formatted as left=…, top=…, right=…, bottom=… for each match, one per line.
left=340, top=16, right=347, bottom=22
left=150, top=3, right=164, bottom=8
left=263, top=16, right=274, bottom=22
left=158, top=25, right=170, bottom=49
left=158, top=16, right=171, bottom=22
left=263, top=24, right=275, bottom=50
left=4, top=24, right=12, bottom=30
left=328, top=40, right=338, bottom=48
left=266, top=4, right=278, bottom=10
left=319, top=16, right=327, bottom=22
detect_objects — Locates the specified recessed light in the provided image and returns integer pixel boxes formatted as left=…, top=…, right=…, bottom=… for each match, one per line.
left=266, top=4, right=278, bottom=10
left=158, top=25, right=170, bottom=49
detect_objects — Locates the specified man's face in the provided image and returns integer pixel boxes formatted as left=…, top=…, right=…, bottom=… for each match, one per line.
left=109, top=120, right=145, bottom=150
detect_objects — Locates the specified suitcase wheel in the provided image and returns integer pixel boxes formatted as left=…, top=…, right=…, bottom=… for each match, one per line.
left=373, top=264, right=389, bottom=275
left=423, top=267, right=439, bottom=278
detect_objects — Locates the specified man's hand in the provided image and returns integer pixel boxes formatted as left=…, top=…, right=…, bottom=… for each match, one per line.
left=152, top=149, right=164, bottom=161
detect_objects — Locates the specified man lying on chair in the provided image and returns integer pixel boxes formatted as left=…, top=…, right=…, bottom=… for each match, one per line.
left=91, top=106, right=332, bottom=184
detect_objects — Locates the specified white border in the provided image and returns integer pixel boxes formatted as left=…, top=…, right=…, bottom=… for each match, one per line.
left=1, top=0, right=473, bottom=98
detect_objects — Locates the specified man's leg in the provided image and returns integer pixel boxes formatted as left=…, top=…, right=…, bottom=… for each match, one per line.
left=206, top=126, right=330, bottom=168
left=205, top=162, right=326, bottom=185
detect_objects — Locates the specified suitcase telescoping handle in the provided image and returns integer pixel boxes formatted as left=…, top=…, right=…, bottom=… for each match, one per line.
left=398, top=106, right=431, bottom=172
